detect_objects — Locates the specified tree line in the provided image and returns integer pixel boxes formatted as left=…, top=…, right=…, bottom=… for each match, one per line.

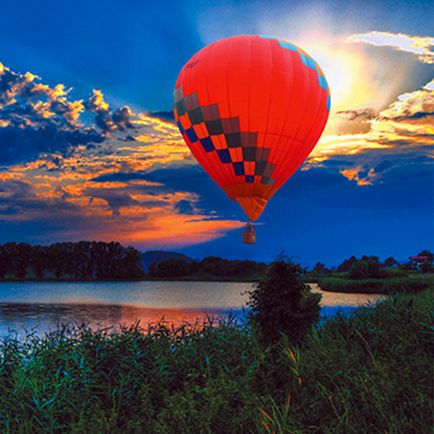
left=0, top=240, right=432, bottom=281
left=0, top=242, right=144, bottom=280
left=312, top=249, right=434, bottom=279
left=148, top=256, right=267, bottom=279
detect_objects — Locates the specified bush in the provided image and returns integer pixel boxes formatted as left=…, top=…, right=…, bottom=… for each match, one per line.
left=257, top=289, right=433, bottom=433
left=420, top=261, right=434, bottom=273
left=337, top=255, right=358, bottom=272
left=349, top=256, right=388, bottom=279
left=248, top=260, right=321, bottom=345
left=311, top=262, right=330, bottom=275
left=319, top=274, right=433, bottom=294
left=148, top=258, right=196, bottom=278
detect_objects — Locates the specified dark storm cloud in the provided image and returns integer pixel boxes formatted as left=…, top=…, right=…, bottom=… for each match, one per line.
left=112, top=107, right=134, bottom=130
left=383, top=111, right=434, bottom=122
left=149, top=111, right=175, bottom=123
left=174, top=199, right=196, bottom=215
left=91, top=171, right=151, bottom=183
left=0, top=124, right=103, bottom=165
left=83, top=187, right=140, bottom=217
left=0, top=178, right=79, bottom=219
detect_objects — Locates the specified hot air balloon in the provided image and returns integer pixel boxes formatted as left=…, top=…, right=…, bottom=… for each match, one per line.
left=173, top=35, right=330, bottom=243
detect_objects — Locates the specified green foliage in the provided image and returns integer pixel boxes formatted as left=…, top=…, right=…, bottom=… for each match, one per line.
left=256, top=289, right=433, bottom=433
left=420, top=261, right=434, bottom=273
left=0, top=290, right=432, bottom=433
left=384, top=256, right=398, bottom=268
left=418, top=249, right=434, bottom=261
left=319, top=274, right=434, bottom=294
left=149, top=256, right=267, bottom=281
left=337, top=250, right=434, bottom=278
left=311, top=261, right=330, bottom=275
left=349, top=256, right=387, bottom=279
left=337, top=255, right=358, bottom=272
left=0, top=241, right=144, bottom=280
left=248, top=260, right=321, bottom=345
left=148, top=258, right=197, bottom=278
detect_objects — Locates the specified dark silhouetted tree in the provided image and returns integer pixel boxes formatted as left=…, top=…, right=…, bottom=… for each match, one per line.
left=312, top=262, right=329, bottom=275
left=418, top=249, right=434, bottom=261
left=337, top=255, right=358, bottom=272
left=384, top=257, right=398, bottom=268
left=349, top=256, right=386, bottom=279
left=0, top=241, right=144, bottom=280
left=248, top=259, right=321, bottom=345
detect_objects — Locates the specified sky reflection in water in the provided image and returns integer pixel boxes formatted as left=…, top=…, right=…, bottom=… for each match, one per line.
left=0, top=282, right=384, bottom=338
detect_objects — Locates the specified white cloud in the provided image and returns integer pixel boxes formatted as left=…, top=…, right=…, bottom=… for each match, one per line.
left=347, top=31, right=434, bottom=64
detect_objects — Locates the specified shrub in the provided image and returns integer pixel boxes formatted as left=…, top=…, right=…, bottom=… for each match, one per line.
left=337, top=255, right=358, bottom=272
left=319, top=274, right=433, bottom=294
left=384, top=256, right=398, bottom=267
left=420, top=261, right=434, bottom=274
left=349, top=256, right=388, bottom=279
left=248, top=260, right=321, bottom=345
left=311, top=262, right=330, bottom=275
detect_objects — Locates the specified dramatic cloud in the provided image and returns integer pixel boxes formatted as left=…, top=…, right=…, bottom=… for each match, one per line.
left=308, top=78, right=434, bottom=185
left=1, top=49, right=432, bottom=247
left=335, top=108, right=377, bottom=122
left=85, top=89, right=134, bottom=133
left=378, top=79, right=434, bottom=123
left=333, top=108, right=378, bottom=134
left=0, top=63, right=84, bottom=128
left=347, top=31, right=434, bottom=64
left=0, top=63, right=243, bottom=247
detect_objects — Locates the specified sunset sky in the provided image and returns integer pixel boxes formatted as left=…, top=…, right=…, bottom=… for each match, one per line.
left=0, top=0, right=433, bottom=266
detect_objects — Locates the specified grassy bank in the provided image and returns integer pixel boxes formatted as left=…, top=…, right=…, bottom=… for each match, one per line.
left=319, top=273, right=434, bottom=294
left=0, top=290, right=432, bottom=433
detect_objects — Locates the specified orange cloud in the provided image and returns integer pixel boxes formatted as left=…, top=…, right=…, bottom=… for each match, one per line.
left=78, top=213, right=244, bottom=248
left=340, top=167, right=376, bottom=186
left=86, top=89, right=109, bottom=111
left=0, top=78, right=242, bottom=247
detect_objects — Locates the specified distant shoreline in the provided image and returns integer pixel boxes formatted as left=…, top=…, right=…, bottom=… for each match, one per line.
left=0, top=276, right=258, bottom=283
left=1, top=274, right=432, bottom=295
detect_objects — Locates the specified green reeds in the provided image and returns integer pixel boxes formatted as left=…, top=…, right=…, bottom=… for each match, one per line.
left=0, top=290, right=432, bottom=433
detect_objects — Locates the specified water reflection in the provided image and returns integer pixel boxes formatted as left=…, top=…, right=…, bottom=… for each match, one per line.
left=310, top=284, right=384, bottom=306
left=0, top=281, right=385, bottom=338
left=0, top=303, right=242, bottom=339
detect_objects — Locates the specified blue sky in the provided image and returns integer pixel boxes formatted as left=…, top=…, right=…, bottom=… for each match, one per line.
left=0, top=0, right=433, bottom=266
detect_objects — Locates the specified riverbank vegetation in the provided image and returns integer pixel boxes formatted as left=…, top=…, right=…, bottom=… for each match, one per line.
left=1, top=242, right=433, bottom=294
left=0, top=242, right=144, bottom=280
left=319, top=273, right=434, bottom=294
left=0, top=286, right=432, bottom=432
left=312, top=253, right=434, bottom=294
left=148, top=255, right=267, bottom=281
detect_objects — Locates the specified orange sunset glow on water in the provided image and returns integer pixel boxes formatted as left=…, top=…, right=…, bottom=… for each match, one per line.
left=0, top=282, right=384, bottom=338
left=0, top=0, right=432, bottom=431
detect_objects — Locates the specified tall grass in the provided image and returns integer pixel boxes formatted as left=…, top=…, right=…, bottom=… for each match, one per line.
left=0, top=291, right=432, bottom=433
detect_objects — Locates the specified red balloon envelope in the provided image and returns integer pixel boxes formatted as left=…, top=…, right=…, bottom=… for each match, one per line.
left=174, top=35, right=330, bottom=221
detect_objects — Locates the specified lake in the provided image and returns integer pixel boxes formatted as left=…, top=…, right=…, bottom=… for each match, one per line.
left=0, top=281, right=384, bottom=338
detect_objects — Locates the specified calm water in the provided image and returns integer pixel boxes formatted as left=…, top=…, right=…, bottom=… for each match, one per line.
left=0, top=281, right=384, bottom=337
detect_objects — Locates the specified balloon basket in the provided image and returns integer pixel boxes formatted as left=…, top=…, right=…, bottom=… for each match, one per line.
left=242, top=223, right=256, bottom=244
